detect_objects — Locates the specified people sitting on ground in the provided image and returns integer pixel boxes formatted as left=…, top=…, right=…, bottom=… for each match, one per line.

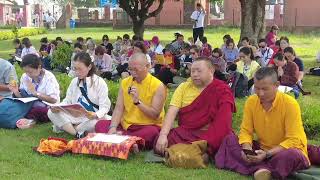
left=94, top=45, right=113, bottom=80
left=95, top=53, right=166, bottom=150
left=270, top=39, right=280, bottom=54
left=236, top=47, right=260, bottom=91
left=187, top=37, right=194, bottom=46
left=168, top=33, right=187, bottom=58
left=273, top=53, right=299, bottom=96
left=283, top=47, right=307, bottom=98
left=239, top=37, right=258, bottom=58
left=133, top=41, right=152, bottom=65
left=68, top=42, right=84, bottom=78
left=256, top=39, right=274, bottom=67
left=55, top=37, right=64, bottom=46
left=101, top=34, right=113, bottom=55
left=220, top=34, right=232, bottom=50
left=8, top=54, right=60, bottom=124
left=215, top=67, right=309, bottom=180
left=265, top=25, right=279, bottom=47
left=155, top=57, right=235, bottom=158
left=181, top=45, right=200, bottom=78
left=112, top=36, right=122, bottom=59
left=0, top=58, right=18, bottom=98
left=86, top=39, right=96, bottom=58
left=76, top=37, right=85, bottom=47
left=39, top=37, right=50, bottom=54
left=211, top=48, right=227, bottom=81
left=200, top=37, right=212, bottom=57
left=48, top=52, right=111, bottom=137
left=21, top=37, right=39, bottom=58
left=222, top=38, right=239, bottom=65
left=8, top=38, right=23, bottom=64
left=268, top=36, right=290, bottom=66
left=155, top=48, right=177, bottom=86
left=151, top=36, right=164, bottom=55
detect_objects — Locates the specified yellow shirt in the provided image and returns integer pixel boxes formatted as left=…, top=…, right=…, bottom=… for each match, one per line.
left=239, top=92, right=309, bottom=161
left=236, top=60, right=260, bottom=79
left=170, top=78, right=201, bottom=108
left=121, top=73, right=165, bottom=129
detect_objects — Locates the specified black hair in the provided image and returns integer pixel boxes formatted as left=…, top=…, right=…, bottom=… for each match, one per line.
left=226, top=38, right=235, bottom=48
left=40, top=37, right=48, bottom=44
left=227, top=63, right=237, bottom=72
left=241, top=37, right=249, bottom=42
left=258, top=39, right=266, bottom=44
left=22, top=37, right=32, bottom=48
left=274, top=53, right=284, bottom=61
left=86, top=37, right=92, bottom=41
left=73, top=52, right=96, bottom=78
left=280, top=36, right=289, bottom=44
left=190, top=45, right=200, bottom=54
left=275, top=40, right=280, bottom=46
left=74, top=42, right=83, bottom=50
left=133, top=41, right=147, bottom=54
left=223, top=34, right=231, bottom=41
left=123, top=34, right=130, bottom=40
left=56, top=37, right=63, bottom=42
left=116, top=36, right=122, bottom=40
left=283, top=47, right=295, bottom=55
left=13, top=38, right=20, bottom=44
left=77, top=37, right=84, bottom=42
left=102, top=35, right=109, bottom=41
left=20, top=54, right=42, bottom=69
left=201, top=36, right=208, bottom=44
left=239, top=46, right=254, bottom=60
left=212, top=48, right=223, bottom=57
left=50, top=40, right=58, bottom=47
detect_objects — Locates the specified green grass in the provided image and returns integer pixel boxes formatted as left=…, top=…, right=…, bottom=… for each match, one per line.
left=1, top=27, right=320, bottom=179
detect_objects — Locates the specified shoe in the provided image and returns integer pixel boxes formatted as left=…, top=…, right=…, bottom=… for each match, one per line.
left=254, top=169, right=272, bottom=180
left=75, top=132, right=86, bottom=139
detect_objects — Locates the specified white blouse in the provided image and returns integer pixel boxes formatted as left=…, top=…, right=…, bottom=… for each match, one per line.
left=20, top=69, right=60, bottom=102
left=21, top=46, right=39, bottom=58
left=61, top=74, right=111, bottom=119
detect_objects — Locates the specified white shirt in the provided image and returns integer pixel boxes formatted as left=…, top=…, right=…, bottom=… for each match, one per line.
left=20, top=69, right=60, bottom=102
left=153, top=44, right=164, bottom=55
left=94, top=53, right=113, bottom=72
left=258, top=47, right=274, bottom=67
left=21, top=46, right=39, bottom=58
left=146, top=54, right=152, bottom=64
left=191, top=10, right=205, bottom=28
left=61, top=74, right=111, bottom=119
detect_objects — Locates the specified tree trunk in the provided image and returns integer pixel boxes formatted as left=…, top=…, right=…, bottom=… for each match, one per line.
left=132, top=20, right=145, bottom=38
left=239, top=0, right=266, bottom=46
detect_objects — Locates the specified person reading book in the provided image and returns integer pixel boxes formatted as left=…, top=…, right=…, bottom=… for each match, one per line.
left=0, top=58, right=18, bottom=98
left=48, top=52, right=111, bottom=138
left=8, top=54, right=60, bottom=124
left=215, top=67, right=310, bottom=180
left=154, top=57, right=236, bottom=159
left=95, top=52, right=166, bottom=150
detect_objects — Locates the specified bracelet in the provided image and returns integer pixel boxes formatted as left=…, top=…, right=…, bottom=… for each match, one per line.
left=108, top=124, right=117, bottom=130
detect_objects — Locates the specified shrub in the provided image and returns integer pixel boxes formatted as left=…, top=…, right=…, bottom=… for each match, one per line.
left=51, top=44, right=73, bottom=71
left=0, top=28, right=47, bottom=40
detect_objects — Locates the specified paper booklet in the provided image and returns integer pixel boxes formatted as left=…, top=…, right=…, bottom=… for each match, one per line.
left=278, top=85, right=293, bottom=93
left=87, top=134, right=130, bottom=144
left=15, top=56, right=22, bottom=62
left=6, top=97, right=38, bottom=103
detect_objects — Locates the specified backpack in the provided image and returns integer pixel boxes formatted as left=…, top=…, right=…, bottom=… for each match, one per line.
left=309, top=67, right=320, bottom=76
left=229, top=72, right=249, bottom=98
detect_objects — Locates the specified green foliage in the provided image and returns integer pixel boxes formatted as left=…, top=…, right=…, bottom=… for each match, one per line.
left=51, top=44, right=73, bottom=69
left=0, top=28, right=47, bottom=41
left=74, top=0, right=97, bottom=8
left=0, top=24, right=16, bottom=29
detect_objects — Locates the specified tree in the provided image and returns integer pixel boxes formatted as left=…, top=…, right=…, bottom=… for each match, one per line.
left=118, top=0, right=165, bottom=38
left=239, top=0, right=266, bottom=45
left=74, top=0, right=97, bottom=8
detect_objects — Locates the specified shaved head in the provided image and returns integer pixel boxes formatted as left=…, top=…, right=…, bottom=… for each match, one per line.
left=129, top=52, right=148, bottom=65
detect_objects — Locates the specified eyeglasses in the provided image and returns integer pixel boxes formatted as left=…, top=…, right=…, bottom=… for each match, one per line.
left=259, top=46, right=266, bottom=48
left=190, top=51, right=196, bottom=55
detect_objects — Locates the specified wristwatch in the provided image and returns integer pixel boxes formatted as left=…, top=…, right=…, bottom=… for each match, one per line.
left=134, top=100, right=141, bottom=105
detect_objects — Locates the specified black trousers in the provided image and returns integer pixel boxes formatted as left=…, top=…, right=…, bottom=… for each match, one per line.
left=193, top=27, right=204, bottom=42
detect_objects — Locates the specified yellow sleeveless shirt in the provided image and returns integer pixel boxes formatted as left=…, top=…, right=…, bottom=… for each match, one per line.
left=121, top=73, right=165, bottom=130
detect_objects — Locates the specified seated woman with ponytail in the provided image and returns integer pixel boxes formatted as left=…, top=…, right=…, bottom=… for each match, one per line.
left=48, top=52, right=111, bottom=138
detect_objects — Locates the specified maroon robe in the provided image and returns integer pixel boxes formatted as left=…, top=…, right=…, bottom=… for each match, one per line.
left=166, top=79, right=236, bottom=155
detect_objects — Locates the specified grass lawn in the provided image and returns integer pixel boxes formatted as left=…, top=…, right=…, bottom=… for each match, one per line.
left=0, top=27, right=320, bottom=179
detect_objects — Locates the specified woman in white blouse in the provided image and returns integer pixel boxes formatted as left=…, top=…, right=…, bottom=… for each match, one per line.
left=94, top=45, right=113, bottom=80
left=48, top=52, right=111, bottom=138
left=21, top=38, right=39, bottom=58
left=9, top=54, right=60, bottom=123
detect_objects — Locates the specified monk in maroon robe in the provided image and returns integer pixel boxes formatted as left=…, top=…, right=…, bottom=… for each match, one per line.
left=154, top=57, right=235, bottom=157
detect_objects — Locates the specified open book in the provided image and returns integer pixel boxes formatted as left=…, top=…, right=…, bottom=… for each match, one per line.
left=15, top=56, right=22, bottom=62
left=44, top=102, right=89, bottom=116
left=5, top=97, right=38, bottom=103
left=278, top=85, right=293, bottom=93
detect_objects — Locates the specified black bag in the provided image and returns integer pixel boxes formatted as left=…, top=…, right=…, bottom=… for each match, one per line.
left=230, top=72, right=249, bottom=98
left=309, top=67, right=320, bottom=76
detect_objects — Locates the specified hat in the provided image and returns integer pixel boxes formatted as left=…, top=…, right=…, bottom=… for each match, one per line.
left=271, top=25, right=279, bottom=30
left=151, top=36, right=160, bottom=45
